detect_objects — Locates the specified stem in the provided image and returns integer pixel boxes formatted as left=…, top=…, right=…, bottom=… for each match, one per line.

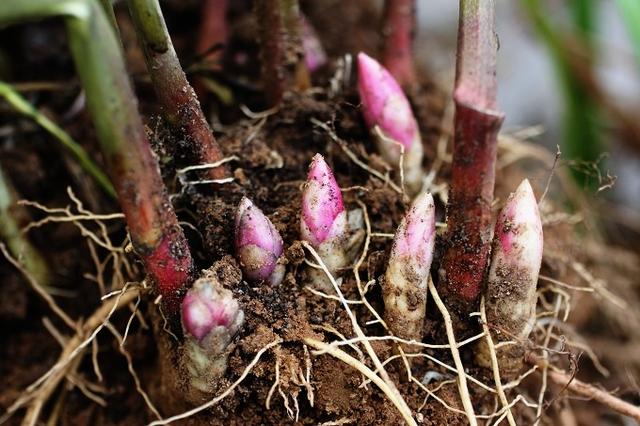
left=194, top=0, right=229, bottom=99
left=0, top=0, right=194, bottom=313
left=255, top=0, right=310, bottom=106
left=98, top=0, right=120, bottom=36
left=0, top=167, right=51, bottom=288
left=126, top=0, right=228, bottom=180
left=381, top=0, right=417, bottom=87
left=0, top=81, right=116, bottom=198
left=440, top=0, right=504, bottom=309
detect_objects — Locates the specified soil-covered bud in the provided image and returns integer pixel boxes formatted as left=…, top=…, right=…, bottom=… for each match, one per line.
left=301, top=15, right=327, bottom=72
left=181, top=276, right=244, bottom=393
left=235, top=197, right=285, bottom=285
left=301, top=154, right=357, bottom=290
left=383, top=192, right=435, bottom=348
left=476, top=179, right=543, bottom=378
left=357, top=52, right=423, bottom=195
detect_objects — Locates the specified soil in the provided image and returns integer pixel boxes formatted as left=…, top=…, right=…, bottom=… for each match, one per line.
left=1, top=1, right=640, bottom=426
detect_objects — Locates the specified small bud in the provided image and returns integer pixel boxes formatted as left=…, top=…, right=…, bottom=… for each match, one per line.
left=383, top=192, right=435, bottom=347
left=301, top=154, right=348, bottom=247
left=181, top=276, right=244, bottom=393
left=357, top=52, right=423, bottom=194
left=301, top=15, right=327, bottom=72
left=476, top=179, right=543, bottom=378
left=301, top=154, right=353, bottom=290
left=235, top=197, right=285, bottom=285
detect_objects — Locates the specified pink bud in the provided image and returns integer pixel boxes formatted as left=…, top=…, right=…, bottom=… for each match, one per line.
left=389, top=192, right=436, bottom=274
left=301, top=15, right=327, bottom=72
left=181, top=278, right=244, bottom=344
left=235, top=197, right=284, bottom=285
left=494, top=180, right=543, bottom=265
left=357, top=52, right=419, bottom=151
left=180, top=275, right=244, bottom=393
left=476, top=179, right=543, bottom=376
left=383, top=192, right=436, bottom=344
left=301, top=154, right=347, bottom=247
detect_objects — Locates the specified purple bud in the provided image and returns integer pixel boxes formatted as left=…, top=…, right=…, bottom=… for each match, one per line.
left=301, top=15, right=327, bottom=72
left=180, top=275, right=244, bottom=393
left=383, top=192, right=436, bottom=345
left=357, top=52, right=424, bottom=194
left=357, top=52, right=419, bottom=151
left=235, top=197, right=285, bottom=285
left=301, top=154, right=347, bottom=247
left=181, top=278, right=244, bottom=345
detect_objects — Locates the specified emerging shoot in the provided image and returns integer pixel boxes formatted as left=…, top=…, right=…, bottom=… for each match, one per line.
left=381, top=0, right=417, bottom=87
left=235, top=197, right=285, bottom=286
left=181, top=275, right=245, bottom=394
left=383, top=192, right=435, bottom=348
left=440, top=0, right=505, bottom=310
left=255, top=0, right=310, bottom=105
left=301, top=154, right=351, bottom=290
left=476, top=179, right=543, bottom=378
left=127, top=0, right=228, bottom=180
left=357, top=52, right=424, bottom=195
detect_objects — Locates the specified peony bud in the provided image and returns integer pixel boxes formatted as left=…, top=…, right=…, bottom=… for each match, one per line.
left=383, top=192, right=435, bottom=347
left=476, top=179, right=543, bottom=378
left=181, top=276, right=244, bottom=393
left=301, top=154, right=353, bottom=290
left=235, top=197, right=285, bottom=285
left=357, top=52, right=424, bottom=194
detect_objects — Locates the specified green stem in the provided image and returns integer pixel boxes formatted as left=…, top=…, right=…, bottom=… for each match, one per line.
left=0, top=166, right=51, bottom=287
left=0, top=81, right=116, bottom=198
left=0, top=0, right=194, bottom=312
left=615, top=0, right=640, bottom=69
left=98, top=0, right=120, bottom=37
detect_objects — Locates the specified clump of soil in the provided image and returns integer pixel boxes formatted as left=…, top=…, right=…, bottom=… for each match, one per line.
left=2, top=1, right=640, bottom=425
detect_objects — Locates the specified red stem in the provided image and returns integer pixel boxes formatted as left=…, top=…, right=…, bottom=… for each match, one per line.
left=381, top=0, right=417, bottom=87
left=194, top=0, right=229, bottom=100
left=128, top=0, right=228, bottom=180
left=441, top=0, right=504, bottom=309
left=255, top=0, right=309, bottom=106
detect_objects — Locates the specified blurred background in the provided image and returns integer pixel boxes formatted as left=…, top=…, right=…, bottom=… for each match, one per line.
left=413, top=0, right=640, bottom=217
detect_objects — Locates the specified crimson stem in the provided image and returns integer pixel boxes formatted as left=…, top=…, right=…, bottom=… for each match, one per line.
left=381, top=0, right=417, bottom=87
left=126, top=0, right=228, bottom=180
left=440, top=0, right=505, bottom=311
left=0, top=0, right=194, bottom=313
left=255, top=0, right=310, bottom=106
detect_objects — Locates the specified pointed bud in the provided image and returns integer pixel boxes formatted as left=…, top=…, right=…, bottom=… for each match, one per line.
left=235, top=197, right=285, bottom=285
left=383, top=192, right=435, bottom=346
left=476, top=179, right=543, bottom=378
left=301, top=154, right=356, bottom=291
left=301, top=154, right=348, bottom=247
left=357, top=52, right=423, bottom=193
left=181, top=276, right=244, bottom=393
left=301, top=15, right=327, bottom=72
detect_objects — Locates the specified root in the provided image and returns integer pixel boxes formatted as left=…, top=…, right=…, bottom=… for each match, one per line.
left=479, top=297, right=516, bottom=426
left=304, top=338, right=416, bottom=426
left=1, top=287, right=139, bottom=426
left=0, top=243, right=76, bottom=330
left=427, top=279, right=477, bottom=425
left=527, top=354, right=640, bottom=422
